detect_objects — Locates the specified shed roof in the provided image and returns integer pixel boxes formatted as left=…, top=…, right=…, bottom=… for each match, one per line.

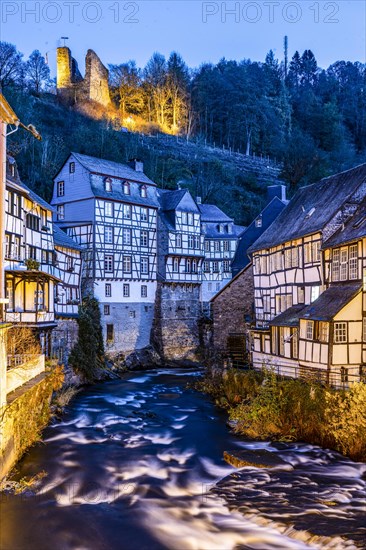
left=53, top=225, right=82, bottom=251
left=269, top=305, right=308, bottom=327
left=249, top=163, right=366, bottom=253
left=71, top=152, right=156, bottom=185
left=300, top=283, right=361, bottom=321
left=324, top=198, right=366, bottom=248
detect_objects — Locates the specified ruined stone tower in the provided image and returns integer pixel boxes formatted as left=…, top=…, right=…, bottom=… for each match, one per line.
left=56, top=47, right=111, bottom=108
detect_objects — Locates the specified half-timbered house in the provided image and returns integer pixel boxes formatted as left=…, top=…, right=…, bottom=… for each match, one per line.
left=4, top=157, right=58, bottom=355
left=51, top=153, right=159, bottom=353
left=249, top=164, right=366, bottom=384
left=198, top=203, right=245, bottom=304
left=155, top=189, right=204, bottom=360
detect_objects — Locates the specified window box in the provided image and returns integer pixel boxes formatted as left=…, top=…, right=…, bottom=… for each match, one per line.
left=25, top=258, right=40, bottom=271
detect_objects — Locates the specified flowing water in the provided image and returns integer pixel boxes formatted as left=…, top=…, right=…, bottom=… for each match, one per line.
left=1, top=368, right=365, bottom=550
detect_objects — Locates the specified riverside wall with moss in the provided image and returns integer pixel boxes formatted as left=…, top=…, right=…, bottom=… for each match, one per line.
left=0, top=367, right=63, bottom=480
left=198, top=367, right=366, bottom=462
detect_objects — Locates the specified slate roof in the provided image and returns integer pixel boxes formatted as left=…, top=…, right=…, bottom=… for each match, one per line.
left=300, top=283, right=361, bottom=321
left=53, top=225, right=82, bottom=251
left=232, top=197, right=287, bottom=275
left=7, top=156, right=54, bottom=211
left=72, top=152, right=156, bottom=185
left=249, top=163, right=366, bottom=253
left=324, top=197, right=366, bottom=248
left=158, top=189, right=188, bottom=211
left=198, top=204, right=233, bottom=222
left=269, top=305, right=308, bottom=327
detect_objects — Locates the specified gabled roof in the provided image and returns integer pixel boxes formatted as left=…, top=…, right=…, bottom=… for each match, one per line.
left=158, top=189, right=188, bottom=211
left=232, top=197, right=287, bottom=274
left=198, top=204, right=233, bottom=222
left=203, top=223, right=246, bottom=239
left=20, top=181, right=54, bottom=212
left=53, top=225, right=82, bottom=251
left=300, top=283, right=361, bottom=321
left=324, top=198, right=366, bottom=248
left=71, top=152, right=156, bottom=185
left=249, top=164, right=366, bottom=253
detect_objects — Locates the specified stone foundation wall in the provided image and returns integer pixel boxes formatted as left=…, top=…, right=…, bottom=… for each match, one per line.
left=0, top=369, right=62, bottom=480
left=153, top=283, right=201, bottom=362
left=52, top=318, right=79, bottom=365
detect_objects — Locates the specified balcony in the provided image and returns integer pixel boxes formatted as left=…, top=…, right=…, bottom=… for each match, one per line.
left=5, top=310, right=55, bottom=325
left=6, top=354, right=45, bottom=394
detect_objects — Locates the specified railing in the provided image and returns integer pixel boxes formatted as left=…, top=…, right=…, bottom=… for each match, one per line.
left=7, top=354, right=39, bottom=369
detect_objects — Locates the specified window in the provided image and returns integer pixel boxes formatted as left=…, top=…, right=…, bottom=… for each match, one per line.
left=69, top=161, right=75, bottom=174
left=332, top=249, right=340, bottom=281
left=140, top=185, right=147, bottom=198
left=104, top=254, right=114, bottom=273
left=334, top=322, right=347, bottom=343
left=255, top=217, right=262, bottom=228
left=363, top=318, right=366, bottom=342
left=123, top=228, right=131, bottom=245
left=6, top=281, right=13, bottom=310
left=208, top=283, right=212, bottom=291
left=9, top=192, right=21, bottom=217
left=105, top=177, right=112, bottom=192
left=340, top=248, right=348, bottom=280
left=304, top=242, right=312, bottom=264
left=194, top=236, right=200, bottom=249
left=192, top=259, right=197, bottom=273
left=285, top=248, right=292, bottom=269
left=105, top=226, right=114, bottom=244
left=123, top=256, right=131, bottom=273
left=223, top=240, right=229, bottom=252
left=181, top=212, right=187, bottom=224
left=312, top=241, right=321, bottom=262
left=129, top=310, right=136, bottom=318
left=66, top=256, right=74, bottom=271
left=141, top=257, right=149, bottom=274
left=140, top=230, right=148, bottom=247
left=140, top=208, right=148, bottom=222
left=292, top=246, right=299, bottom=268
left=105, top=202, right=113, bottom=217
left=212, top=261, right=219, bottom=272
left=176, top=234, right=182, bottom=248
left=216, top=282, right=220, bottom=291
left=123, top=204, right=132, bottom=219
left=106, top=324, right=114, bottom=342
left=349, top=244, right=358, bottom=280
left=105, top=283, right=111, bottom=297
left=214, top=241, right=220, bottom=252
left=319, top=322, right=329, bottom=342
left=279, top=327, right=285, bottom=355
left=57, top=205, right=65, bottom=220
left=34, top=290, right=45, bottom=310
left=185, top=259, right=191, bottom=273
left=188, top=213, right=193, bottom=225
left=141, top=285, right=147, bottom=298
left=311, top=286, right=320, bottom=302
left=223, top=260, right=230, bottom=272
left=6, top=235, right=21, bottom=260
left=104, top=305, right=110, bottom=315
left=188, top=235, right=194, bottom=248
left=28, top=245, right=37, bottom=260
left=306, top=321, right=314, bottom=340
left=123, top=284, right=130, bottom=297
left=57, top=181, right=65, bottom=197
left=26, top=213, right=40, bottom=231
left=173, top=258, right=179, bottom=272
left=123, top=181, right=130, bottom=195
left=204, top=241, right=210, bottom=252
left=203, top=261, right=210, bottom=273
left=291, top=329, right=298, bottom=358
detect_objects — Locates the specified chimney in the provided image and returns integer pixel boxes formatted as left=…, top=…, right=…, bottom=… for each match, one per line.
left=128, top=158, right=144, bottom=172
left=267, top=185, right=287, bottom=203
left=196, top=196, right=202, bottom=204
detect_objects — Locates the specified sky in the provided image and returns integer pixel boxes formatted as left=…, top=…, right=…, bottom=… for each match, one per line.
left=1, top=0, right=365, bottom=75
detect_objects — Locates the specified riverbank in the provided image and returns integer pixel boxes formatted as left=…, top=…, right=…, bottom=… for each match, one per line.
left=196, top=367, right=366, bottom=462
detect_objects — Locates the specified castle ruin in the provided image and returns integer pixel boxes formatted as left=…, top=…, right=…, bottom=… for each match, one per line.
left=56, top=47, right=111, bottom=108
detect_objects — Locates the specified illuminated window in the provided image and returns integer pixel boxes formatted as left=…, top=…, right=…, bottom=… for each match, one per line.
left=334, top=322, right=347, bottom=343
left=349, top=244, right=358, bottom=280
left=340, top=248, right=348, bottom=280
left=332, top=249, right=340, bottom=281
left=306, top=321, right=314, bottom=340
left=319, top=322, right=329, bottom=342
left=311, top=286, right=320, bottom=302
left=304, top=242, right=312, bottom=264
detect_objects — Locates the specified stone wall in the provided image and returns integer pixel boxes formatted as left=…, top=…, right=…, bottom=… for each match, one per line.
left=56, top=47, right=111, bottom=108
left=0, top=368, right=62, bottom=480
left=153, top=282, right=201, bottom=362
left=211, top=264, right=254, bottom=351
left=52, top=318, right=79, bottom=365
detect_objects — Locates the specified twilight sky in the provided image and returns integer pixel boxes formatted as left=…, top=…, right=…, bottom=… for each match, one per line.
left=2, top=0, right=365, bottom=75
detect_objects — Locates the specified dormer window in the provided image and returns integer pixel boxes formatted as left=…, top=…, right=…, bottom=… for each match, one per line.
left=255, top=216, right=262, bottom=228
left=140, top=185, right=147, bottom=198
left=123, top=181, right=130, bottom=195
left=105, top=177, right=112, bottom=192
left=69, top=162, right=75, bottom=174
left=10, top=164, right=15, bottom=178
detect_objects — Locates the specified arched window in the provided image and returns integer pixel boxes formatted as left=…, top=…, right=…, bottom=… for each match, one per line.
left=140, top=185, right=147, bottom=198
left=123, top=181, right=130, bottom=195
left=192, top=259, right=197, bottom=273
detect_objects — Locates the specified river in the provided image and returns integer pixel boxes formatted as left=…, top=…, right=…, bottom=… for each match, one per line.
left=0, top=368, right=365, bottom=550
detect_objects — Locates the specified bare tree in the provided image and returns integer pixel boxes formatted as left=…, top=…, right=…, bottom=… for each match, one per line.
left=25, top=50, right=50, bottom=95
left=0, top=41, right=23, bottom=90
